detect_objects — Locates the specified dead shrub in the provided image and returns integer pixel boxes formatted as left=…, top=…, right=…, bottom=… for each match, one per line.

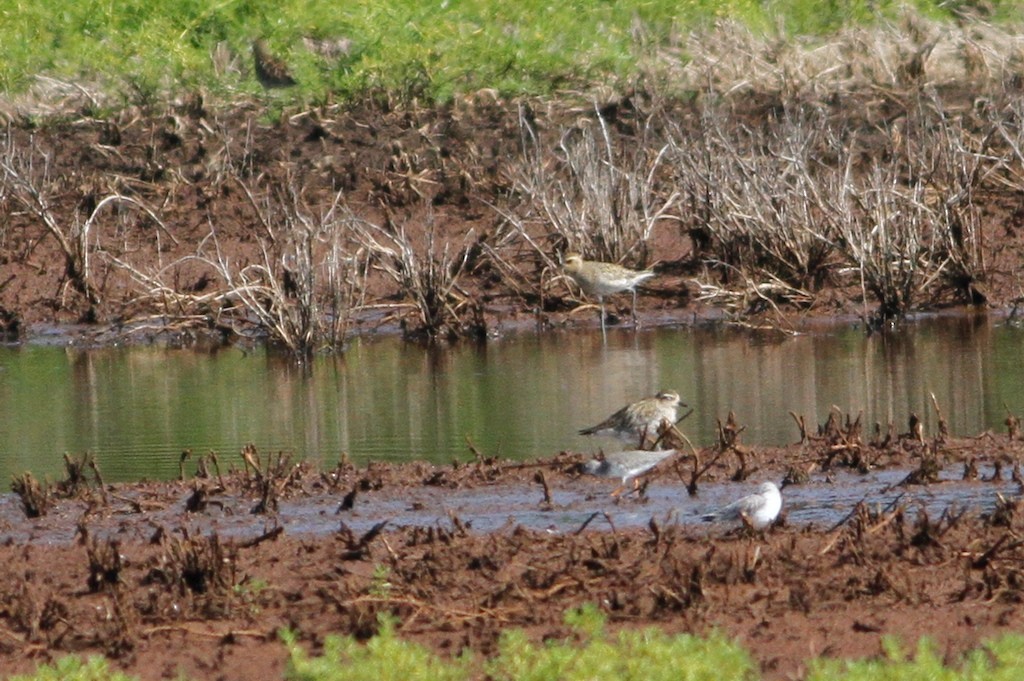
left=985, top=493, right=1021, bottom=528
left=146, top=530, right=235, bottom=618
left=510, top=103, right=677, bottom=265
left=351, top=210, right=477, bottom=340
left=10, top=472, right=50, bottom=518
left=55, top=452, right=105, bottom=500
left=85, top=536, right=123, bottom=593
left=240, top=443, right=305, bottom=514
left=667, top=105, right=837, bottom=299
left=109, top=177, right=369, bottom=357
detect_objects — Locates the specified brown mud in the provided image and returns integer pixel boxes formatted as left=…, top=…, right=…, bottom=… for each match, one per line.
left=4, top=424, right=1024, bottom=679
left=2, top=86, right=1024, bottom=344
left=4, top=80, right=1024, bottom=678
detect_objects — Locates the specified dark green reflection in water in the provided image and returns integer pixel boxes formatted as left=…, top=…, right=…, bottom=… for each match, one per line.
left=2, top=314, right=1024, bottom=482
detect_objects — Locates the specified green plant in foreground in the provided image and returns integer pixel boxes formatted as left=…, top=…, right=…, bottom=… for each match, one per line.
left=487, top=603, right=755, bottom=681
left=282, top=615, right=472, bottom=681
left=807, top=634, right=1024, bottom=681
left=19, top=622, right=1024, bottom=680
left=6, top=655, right=137, bottom=681
left=283, top=603, right=754, bottom=681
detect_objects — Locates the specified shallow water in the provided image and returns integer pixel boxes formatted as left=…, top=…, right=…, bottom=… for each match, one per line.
left=274, top=462, right=1021, bottom=537
left=1, top=312, right=1024, bottom=483
left=0, top=464, right=1013, bottom=545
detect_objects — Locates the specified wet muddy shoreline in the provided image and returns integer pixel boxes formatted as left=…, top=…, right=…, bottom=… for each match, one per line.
left=3, top=430, right=1024, bottom=679
left=4, top=61, right=1024, bottom=677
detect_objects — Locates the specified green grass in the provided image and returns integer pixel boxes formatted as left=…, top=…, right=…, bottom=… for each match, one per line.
left=2, top=0, right=1020, bottom=108
left=484, top=605, right=755, bottom=681
left=807, top=635, right=1024, bottom=681
left=282, top=616, right=473, bottom=681
left=6, top=655, right=137, bottom=681
left=15, top=615, right=1024, bottom=680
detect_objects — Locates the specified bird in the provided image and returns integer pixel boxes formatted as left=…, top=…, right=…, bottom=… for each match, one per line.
left=579, top=390, right=683, bottom=450
left=562, top=253, right=655, bottom=334
left=252, top=39, right=297, bottom=89
left=581, top=449, right=678, bottom=496
left=701, top=481, right=782, bottom=530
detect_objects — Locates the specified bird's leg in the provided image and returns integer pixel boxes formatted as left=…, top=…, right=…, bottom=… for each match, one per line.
left=631, top=288, right=639, bottom=328
left=638, top=425, right=652, bottom=450
left=599, top=297, right=607, bottom=337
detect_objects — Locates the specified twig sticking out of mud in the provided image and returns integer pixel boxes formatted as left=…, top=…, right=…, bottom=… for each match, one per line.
left=336, top=485, right=358, bottom=513
left=57, top=452, right=104, bottom=499
left=574, top=511, right=617, bottom=535
left=911, top=504, right=967, bottom=549
left=686, top=447, right=725, bottom=497
left=908, top=413, right=925, bottom=444
left=819, top=495, right=907, bottom=555
left=930, top=393, right=949, bottom=442
left=717, top=411, right=756, bottom=482
left=193, top=451, right=226, bottom=489
left=447, top=511, right=470, bottom=537
left=814, top=407, right=872, bottom=472
left=790, top=411, right=809, bottom=444
left=967, top=532, right=1024, bottom=570
left=465, top=435, right=490, bottom=463
left=1004, top=402, right=1020, bottom=440
left=158, top=531, right=235, bottom=600
left=984, top=493, right=1019, bottom=528
left=240, top=443, right=302, bottom=514
left=321, top=454, right=355, bottom=491
left=338, top=519, right=390, bottom=560
left=184, top=482, right=225, bottom=513
left=897, top=454, right=941, bottom=486
left=85, top=536, right=123, bottom=593
left=179, top=449, right=192, bottom=481
left=11, top=472, right=50, bottom=518
left=963, top=457, right=979, bottom=480
left=870, top=421, right=897, bottom=449
left=236, top=525, right=285, bottom=549
left=535, top=471, right=553, bottom=508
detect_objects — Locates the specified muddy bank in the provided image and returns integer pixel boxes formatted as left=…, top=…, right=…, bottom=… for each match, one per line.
left=2, top=427, right=1024, bottom=679
left=3, top=82, right=1024, bottom=350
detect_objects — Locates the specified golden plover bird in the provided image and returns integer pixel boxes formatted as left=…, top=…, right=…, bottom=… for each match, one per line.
left=579, top=390, right=683, bottom=450
left=562, top=252, right=655, bottom=333
left=252, top=39, right=297, bottom=89
left=582, top=448, right=678, bottom=496
left=701, top=481, right=782, bottom=530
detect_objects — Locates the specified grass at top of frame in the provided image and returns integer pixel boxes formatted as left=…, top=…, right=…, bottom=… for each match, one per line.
left=3, top=0, right=1021, bottom=111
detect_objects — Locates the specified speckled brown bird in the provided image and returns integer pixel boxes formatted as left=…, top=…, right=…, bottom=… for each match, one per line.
left=579, top=390, right=683, bottom=450
left=563, top=252, right=655, bottom=333
left=252, top=39, right=297, bottom=89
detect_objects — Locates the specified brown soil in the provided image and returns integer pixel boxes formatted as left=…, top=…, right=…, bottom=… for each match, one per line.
left=3, top=431, right=1024, bottom=680
left=4, top=86, right=1024, bottom=678
left=2, top=86, right=1023, bottom=344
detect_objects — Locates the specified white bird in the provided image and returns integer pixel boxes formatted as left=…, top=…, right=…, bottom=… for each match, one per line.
left=581, top=449, right=677, bottom=495
left=701, top=481, right=782, bottom=530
